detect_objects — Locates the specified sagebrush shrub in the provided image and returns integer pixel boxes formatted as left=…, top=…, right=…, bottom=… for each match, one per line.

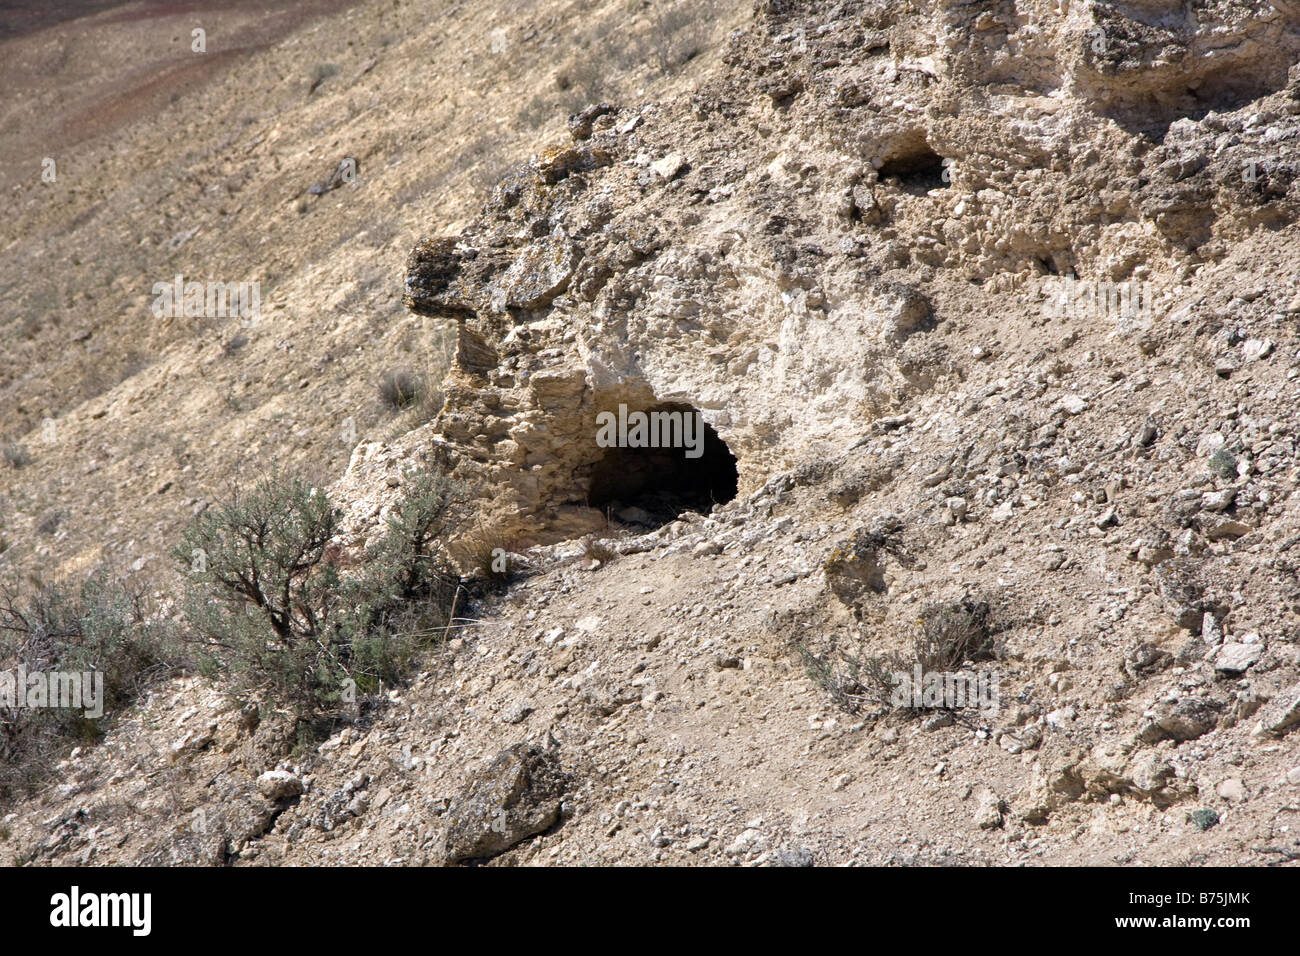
left=175, top=470, right=465, bottom=726
left=0, top=574, right=176, bottom=799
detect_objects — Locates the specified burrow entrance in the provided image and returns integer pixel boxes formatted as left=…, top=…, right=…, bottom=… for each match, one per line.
left=587, top=402, right=738, bottom=530
left=877, top=135, right=948, bottom=194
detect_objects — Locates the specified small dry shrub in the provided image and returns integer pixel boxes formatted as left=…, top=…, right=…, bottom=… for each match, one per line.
left=0, top=574, right=179, bottom=801
left=378, top=368, right=424, bottom=410
left=2, top=444, right=30, bottom=469
left=581, top=534, right=618, bottom=565
left=797, top=596, right=994, bottom=716
left=448, top=520, right=525, bottom=584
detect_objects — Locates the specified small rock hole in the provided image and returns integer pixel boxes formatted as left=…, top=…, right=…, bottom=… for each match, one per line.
left=587, top=403, right=738, bottom=529
left=878, top=141, right=948, bottom=194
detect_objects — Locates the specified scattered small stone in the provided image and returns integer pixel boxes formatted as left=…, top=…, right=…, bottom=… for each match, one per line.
left=1203, top=517, right=1252, bottom=541
left=1216, top=778, right=1247, bottom=803
left=1214, top=643, right=1262, bottom=675
left=651, top=153, right=687, bottom=180
left=1045, top=706, right=1077, bottom=729
left=974, top=789, right=1005, bottom=830
left=1252, top=682, right=1300, bottom=737
left=1058, top=394, right=1088, bottom=416
left=1200, top=489, right=1235, bottom=512
left=1242, top=338, right=1274, bottom=362
left=922, top=711, right=955, bottom=731
left=257, top=770, right=303, bottom=801
left=501, top=704, right=534, bottom=725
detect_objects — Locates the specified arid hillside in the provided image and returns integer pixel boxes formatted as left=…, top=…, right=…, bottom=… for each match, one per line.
left=3, top=0, right=1300, bottom=868
left=0, top=0, right=741, bottom=583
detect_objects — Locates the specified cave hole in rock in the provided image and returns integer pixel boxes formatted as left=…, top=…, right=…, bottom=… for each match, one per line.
left=877, top=138, right=948, bottom=194
left=587, top=402, right=738, bottom=530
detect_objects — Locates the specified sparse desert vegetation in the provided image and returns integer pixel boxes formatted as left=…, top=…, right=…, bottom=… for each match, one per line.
left=175, top=468, right=465, bottom=730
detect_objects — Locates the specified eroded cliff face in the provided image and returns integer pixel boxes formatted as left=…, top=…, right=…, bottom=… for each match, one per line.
left=403, top=0, right=1300, bottom=545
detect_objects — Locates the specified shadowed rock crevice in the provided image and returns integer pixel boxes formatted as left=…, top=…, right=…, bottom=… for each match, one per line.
left=877, top=138, right=948, bottom=195
left=586, top=402, right=738, bottom=529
